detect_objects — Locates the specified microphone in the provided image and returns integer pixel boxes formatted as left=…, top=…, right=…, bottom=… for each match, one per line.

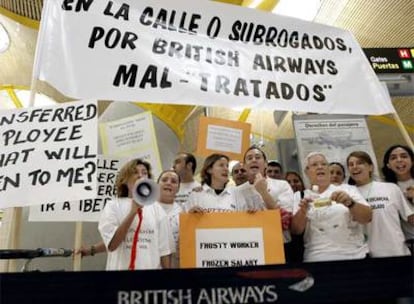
left=132, top=178, right=159, bottom=206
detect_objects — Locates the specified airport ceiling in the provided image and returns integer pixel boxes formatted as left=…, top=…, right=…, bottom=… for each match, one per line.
left=0, top=0, right=413, bottom=160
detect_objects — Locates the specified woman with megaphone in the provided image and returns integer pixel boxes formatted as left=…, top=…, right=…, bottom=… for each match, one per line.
left=98, top=158, right=173, bottom=270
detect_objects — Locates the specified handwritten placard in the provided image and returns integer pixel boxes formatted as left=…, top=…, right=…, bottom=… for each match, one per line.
left=0, top=100, right=98, bottom=208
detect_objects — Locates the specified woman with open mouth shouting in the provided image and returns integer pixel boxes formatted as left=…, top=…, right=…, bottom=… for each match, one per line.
left=347, top=151, right=414, bottom=257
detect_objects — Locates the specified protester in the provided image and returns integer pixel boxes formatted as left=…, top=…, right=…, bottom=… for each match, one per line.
left=329, top=162, right=346, bottom=185
left=239, top=147, right=293, bottom=211
left=347, top=151, right=413, bottom=257
left=382, top=145, right=414, bottom=241
left=236, top=146, right=294, bottom=260
left=285, top=171, right=305, bottom=194
left=98, top=158, right=172, bottom=270
left=155, top=170, right=182, bottom=268
left=173, top=152, right=201, bottom=207
left=291, top=152, right=372, bottom=262
left=266, top=160, right=284, bottom=179
left=231, top=161, right=248, bottom=186
left=184, top=154, right=238, bottom=213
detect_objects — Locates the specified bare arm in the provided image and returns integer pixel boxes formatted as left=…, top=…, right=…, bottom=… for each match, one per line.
left=408, top=214, right=414, bottom=225
left=291, top=198, right=309, bottom=234
left=254, top=173, right=278, bottom=209
left=160, top=254, right=172, bottom=269
left=406, top=185, right=414, bottom=204
left=331, top=191, right=372, bottom=224
left=75, top=241, right=107, bottom=257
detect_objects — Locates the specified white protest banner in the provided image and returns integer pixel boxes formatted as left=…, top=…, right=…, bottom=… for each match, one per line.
left=99, top=111, right=162, bottom=178
left=29, top=155, right=120, bottom=222
left=0, top=100, right=98, bottom=208
left=34, top=0, right=394, bottom=115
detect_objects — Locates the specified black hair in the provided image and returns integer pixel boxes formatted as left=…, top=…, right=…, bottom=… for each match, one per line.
left=329, top=162, right=346, bottom=176
left=268, top=160, right=283, bottom=170
left=381, top=145, right=414, bottom=183
left=243, top=145, right=267, bottom=162
left=183, top=152, right=197, bottom=174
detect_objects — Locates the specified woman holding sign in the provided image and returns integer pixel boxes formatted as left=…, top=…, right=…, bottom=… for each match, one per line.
left=98, top=158, right=172, bottom=270
left=184, top=153, right=238, bottom=213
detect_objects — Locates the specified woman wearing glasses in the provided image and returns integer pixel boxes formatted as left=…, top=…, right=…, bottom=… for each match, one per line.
left=291, top=152, right=372, bottom=262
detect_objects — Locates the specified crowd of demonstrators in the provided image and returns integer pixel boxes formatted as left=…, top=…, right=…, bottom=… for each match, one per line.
left=382, top=145, right=414, bottom=241
left=347, top=151, right=413, bottom=257
left=291, top=152, right=372, bottom=262
left=98, top=159, right=172, bottom=270
left=173, top=152, right=201, bottom=208
left=329, top=162, right=346, bottom=185
left=231, top=161, right=248, bottom=186
left=75, top=144, right=414, bottom=269
left=266, top=160, right=284, bottom=179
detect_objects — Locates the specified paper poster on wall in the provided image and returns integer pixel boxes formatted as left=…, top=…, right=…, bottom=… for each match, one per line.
left=293, top=114, right=379, bottom=184
left=99, top=111, right=162, bottom=178
left=196, top=116, right=251, bottom=161
left=0, top=100, right=98, bottom=208
left=29, top=155, right=121, bottom=222
left=179, top=210, right=285, bottom=268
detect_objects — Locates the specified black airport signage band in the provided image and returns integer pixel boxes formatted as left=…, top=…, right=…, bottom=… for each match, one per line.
left=363, top=48, right=414, bottom=73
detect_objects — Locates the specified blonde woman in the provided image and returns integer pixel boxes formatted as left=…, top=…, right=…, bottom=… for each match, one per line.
left=99, top=159, right=172, bottom=270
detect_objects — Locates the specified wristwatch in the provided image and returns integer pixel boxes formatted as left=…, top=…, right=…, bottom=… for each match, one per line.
left=347, top=199, right=355, bottom=209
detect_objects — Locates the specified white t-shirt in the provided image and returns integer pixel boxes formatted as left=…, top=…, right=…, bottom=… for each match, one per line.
left=157, top=201, right=183, bottom=268
left=357, top=181, right=412, bottom=257
left=234, top=178, right=294, bottom=242
left=184, top=184, right=238, bottom=212
left=99, top=197, right=172, bottom=270
left=397, top=178, right=414, bottom=239
left=293, top=184, right=369, bottom=262
left=235, top=178, right=294, bottom=211
left=174, top=181, right=201, bottom=208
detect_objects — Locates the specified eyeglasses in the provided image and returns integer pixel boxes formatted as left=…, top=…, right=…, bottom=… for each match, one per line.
left=233, top=169, right=246, bottom=174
